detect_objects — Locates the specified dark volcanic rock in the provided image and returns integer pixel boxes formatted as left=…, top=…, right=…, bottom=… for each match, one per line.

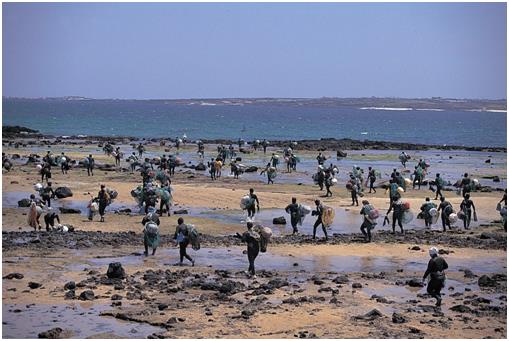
left=54, top=187, right=73, bottom=199
left=38, top=327, right=63, bottom=338
left=406, top=279, right=424, bottom=287
left=352, top=309, right=383, bottom=321
left=478, top=275, right=497, bottom=287
left=28, top=282, right=42, bottom=289
left=107, top=262, right=126, bottom=279
left=59, top=207, right=81, bottom=214
left=272, top=217, right=287, bottom=225
left=451, top=304, right=473, bottom=313
left=332, top=275, right=349, bottom=284
left=64, top=281, right=76, bottom=290
left=173, top=209, right=189, bottom=215
left=392, top=312, right=408, bottom=324
left=64, top=290, right=76, bottom=300
left=3, top=273, right=24, bottom=280
left=79, top=290, right=95, bottom=301
left=18, top=199, right=31, bottom=208
left=244, top=166, right=258, bottom=173
left=352, top=283, right=363, bottom=289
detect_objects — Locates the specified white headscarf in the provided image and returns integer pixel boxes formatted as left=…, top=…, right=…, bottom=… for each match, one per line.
left=429, top=247, right=438, bottom=257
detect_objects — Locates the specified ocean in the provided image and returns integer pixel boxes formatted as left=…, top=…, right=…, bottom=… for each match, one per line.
left=2, top=98, right=507, bottom=147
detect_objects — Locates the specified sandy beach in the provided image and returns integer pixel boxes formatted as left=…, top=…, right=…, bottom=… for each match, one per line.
left=2, top=136, right=507, bottom=338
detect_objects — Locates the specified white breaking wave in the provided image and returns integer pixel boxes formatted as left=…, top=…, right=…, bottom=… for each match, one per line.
left=416, top=108, right=444, bottom=112
left=200, top=102, right=216, bottom=106
left=359, top=107, right=413, bottom=111
left=466, top=109, right=507, bottom=113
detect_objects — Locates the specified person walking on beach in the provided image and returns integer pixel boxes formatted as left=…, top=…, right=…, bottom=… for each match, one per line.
left=137, top=143, right=144, bottom=158
left=324, top=170, right=333, bottom=197
left=97, top=184, right=110, bottom=222
left=142, top=207, right=160, bottom=256
left=348, top=175, right=359, bottom=206
left=86, top=154, right=95, bottom=176
left=316, top=167, right=325, bottom=191
left=260, top=163, right=276, bottom=184
left=27, top=194, right=43, bottom=231
left=437, top=196, right=453, bottom=232
left=168, top=155, right=176, bottom=176
left=246, top=188, right=260, bottom=219
left=386, top=196, right=405, bottom=234
left=360, top=200, right=377, bottom=242
left=413, top=165, right=424, bottom=190
left=285, top=197, right=300, bottom=235
left=460, top=193, right=477, bottom=229
left=368, top=167, right=377, bottom=194
left=460, top=173, right=472, bottom=198
left=399, top=151, right=410, bottom=168
left=174, top=217, right=195, bottom=266
left=422, top=247, right=448, bottom=307
left=114, top=147, right=121, bottom=166
left=41, top=162, right=52, bottom=183
left=434, top=173, right=444, bottom=200
left=60, top=152, right=69, bottom=175
left=235, top=222, right=260, bottom=278
left=312, top=199, right=328, bottom=241
left=41, top=182, right=55, bottom=208
left=261, top=139, right=268, bottom=154
left=420, top=197, right=437, bottom=228
left=208, top=158, right=216, bottom=180
left=316, top=152, right=326, bottom=166
left=388, top=179, right=401, bottom=205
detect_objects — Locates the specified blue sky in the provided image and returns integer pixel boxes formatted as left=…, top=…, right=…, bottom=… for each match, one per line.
left=2, top=2, right=507, bottom=99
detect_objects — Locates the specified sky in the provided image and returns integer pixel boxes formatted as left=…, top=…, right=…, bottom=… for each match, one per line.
left=2, top=2, right=507, bottom=99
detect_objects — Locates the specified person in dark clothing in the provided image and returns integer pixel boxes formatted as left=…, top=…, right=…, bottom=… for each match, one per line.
left=143, top=189, right=157, bottom=214
left=434, top=173, right=444, bottom=200
left=137, top=143, right=144, bottom=158
left=235, top=222, right=260, bottom=277
left=97, top=184, right=110, bottom=222
left=420, top=197, right=437, bottom=227
left=368, top=167, right=377, bottom=193
left=460, top=173, right=472, bottom=198
left=174, top=217, right=195, bottom=266
left=312, top=199, right=328, bottom=240
left=41, top=182, right=55, bottom=208
left=499, top=189, right=507, bottom=206
left=317, top=169, right=325, bottom=191
left=360, top=200, right=376, bottom=242
left=246, top=188, right=260, bottom=218
left=386, top=196, right=405, bottom=234
left=413, top=165, right=423, bottom=189
left=86, top=154, right=95, bottom=176
left=208, top=158, right=216, bottom=180
left=44, top=210, right=60, bottom=231
left=142, top=209, right=160, bottom=256
left=437, top=196, right=453, bottom=231
left=460, top=193, right=476, bottom=229
left=348, top=176, right=359, bottom=206
left=422, top=247, right=448, bottom=306
left=324, top=171, right=333, bottom=197
left=60, top=152, right=69, bottom=174
left=114, top=147, right=121, bottom=166
left=285, top=197, right=300, bottom=235
left=168, top=155, right=176, bottom=176
left=316, top=153, right=326, bottom=166
left=390, top=168, right=398, bottom=181
left=41, top=162, right=52, bottom=183
left=159, top=154, right=167, bottom=170
left=261, top=139, right=268, bottom=154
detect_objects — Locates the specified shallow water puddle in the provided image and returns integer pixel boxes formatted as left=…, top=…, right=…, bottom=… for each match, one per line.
left=2, top=303, right=164, bottom=338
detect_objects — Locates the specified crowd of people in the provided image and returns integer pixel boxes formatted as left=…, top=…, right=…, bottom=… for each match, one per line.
left=6, top=136, right=506, bottom=303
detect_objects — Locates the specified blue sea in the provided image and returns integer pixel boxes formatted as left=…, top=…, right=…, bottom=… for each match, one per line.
left=2, top=98, right=507, bottom=147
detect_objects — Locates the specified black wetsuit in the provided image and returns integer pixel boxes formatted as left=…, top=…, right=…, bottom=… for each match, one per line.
left=368, top=170, right=377, bottom=193
left=461, top=177, right=471, bottom=198
left=312, top=204, right=328, bottom=240
left=87, top=157, right=95, bottom=176
left=247, top=194, right=259, bottom=218
left=387, top=200, right=404, bottom=233
left=41, top=186, right=55, bottom=207
left=237, top=230, right=260, bottom=276
left=285, top=203, right=300, bottom=234
left=434, top=176, right=443, bottom=200
left=360, top=205, right=376, bottom=242
left=460, top=198, right=475, bottom=229
left=420, top=202, right=435, bottom=227
left=175, top=224, right=193, bottom=264
left=423, top=256, right=448, bottom=305
left=44, top=212, right=60, bottom=230
left=97, top=189, right=109, bottom=218
left=439, top=201, right=453, bottom=231
left=350, top=181, right=359, bottom=206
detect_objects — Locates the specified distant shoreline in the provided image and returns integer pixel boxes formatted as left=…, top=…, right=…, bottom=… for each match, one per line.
left=2, top=96, right=507, bottom=111
left=3, top=125, right=506, bottom=153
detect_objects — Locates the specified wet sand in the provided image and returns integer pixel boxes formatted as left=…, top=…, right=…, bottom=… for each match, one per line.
left=2, top=138, right=507, bottom=338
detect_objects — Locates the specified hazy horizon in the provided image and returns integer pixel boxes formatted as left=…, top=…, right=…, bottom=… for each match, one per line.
left=3, top=2, right=507, bottom=99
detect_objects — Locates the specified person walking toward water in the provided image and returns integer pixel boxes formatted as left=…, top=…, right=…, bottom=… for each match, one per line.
left=316, top=152, right=326, bottom=166
left=438, top=196, right=453, bottom=231
left=235, top=222, right=260, bottom=278
left=246, top=188, right=260, bottom=218
left=324, top=170, right=333, bottom=197
left=270, top=153, right=279, bottom=169
left=386, top=196, right=405, bottom=234
left=360, top=200, right=377, bottom=242
left=168, top=154, right=176, bottom=176
left=460, top=193, right=477, bottom=229
left=208, top=158, right=216, bottom=180
left=285, top=197, right=300, bottom=235
left=434, top=173, right=444, bottom=200
left=399, top=152, right=410, bottom=168
left=41, top=182, right=55, bottom=208
left=137, top=143, right=144, bottom=158
left=114, top=147, right=121, bottom=166
left=413, top=165, right=423, bottom=189
left=86, top=154, right=95, bottom=176
left=60, top=152, right=69, bottom=175
left=368, top=167, right=377, bottom=193
left=174, top=217, right=195, bottom=266
left=312, top=199, right=329, bottom=241
left=422, top=247, right=448, bottom=307
left=142, top=208, right=160, bottom=256
left=261, top=139, right=268, bottom=154
left=348, top=175, right=359, bottom=206
left=420, top=197, right=437, bottom=227
left=260, top=163, right=276, bottom=184
left=41, top=162, right=52, bottom=184
left=97, top=184, right=110, bottom=222
left=460, top=173, right=472, bottom=198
